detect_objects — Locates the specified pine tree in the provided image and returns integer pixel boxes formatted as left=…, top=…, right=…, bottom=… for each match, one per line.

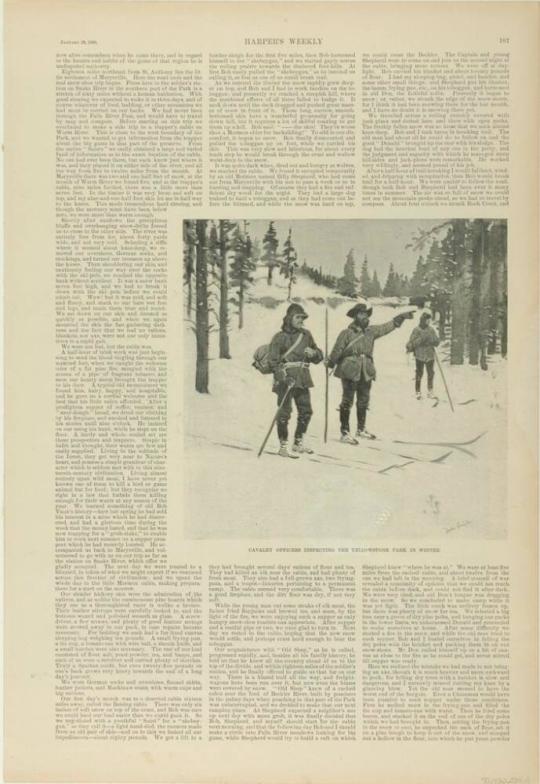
left=423, top=240, right=444, bottom=296
left=383, top=263, right=396, bottom=296
left=262, top=221, right=279, bottom=285
left=371, top=269, right=382, bottom=297
left=360, top=254, right=371, bottom=297
left=338, top=249, right=358, bottom=297
left=394, top=273, right=410, bottom=298
left=410, top=254, right=429, bottom=299
left=298, top=260, right=338, bottom=291
left=280, top=227, right=299, bottom=301
left=230, top=222, right=256, bottom=329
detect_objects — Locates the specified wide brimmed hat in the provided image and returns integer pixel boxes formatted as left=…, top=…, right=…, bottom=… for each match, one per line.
left=347, top=302, right=372, bottom=319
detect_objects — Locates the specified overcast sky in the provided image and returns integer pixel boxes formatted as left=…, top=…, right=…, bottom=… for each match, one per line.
left=246, top=219, right=448, bottom=278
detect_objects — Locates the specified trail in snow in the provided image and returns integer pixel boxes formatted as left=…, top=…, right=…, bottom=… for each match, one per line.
left=182, top=272, right=507, bottom=540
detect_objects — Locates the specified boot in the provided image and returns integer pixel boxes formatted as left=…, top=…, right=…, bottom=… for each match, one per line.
left=278, top=441, right=300, bottom=459
left=356, top=429, right=377, bottom=440
left=340, top=432, right=359, bottom=445
left=339, top=406, right=351, bottom=435
left=416, top=392, right=422, bottom=400
left=293, top=438, right=314, bottom=454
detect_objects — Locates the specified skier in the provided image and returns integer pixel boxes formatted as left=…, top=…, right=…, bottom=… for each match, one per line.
left=406, top=311, right=440, bottom=399
left=267, top=303, right=324, bottom=458
left=326, top=303, right=410, bottom=443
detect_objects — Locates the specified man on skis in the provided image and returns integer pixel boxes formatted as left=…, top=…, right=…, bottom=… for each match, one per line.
left=406, top=310, right=440, bottom=399
left=326, top=302, right=411, bottom=443
left=267, top=303, right=324, bottom=458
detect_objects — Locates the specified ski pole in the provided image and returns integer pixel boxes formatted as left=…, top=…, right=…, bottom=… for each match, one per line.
left=434, top=348, right=454, bottom=413
left=257, top=379, right=295, bottom=458
left=324, top=307, right=329, bottom=443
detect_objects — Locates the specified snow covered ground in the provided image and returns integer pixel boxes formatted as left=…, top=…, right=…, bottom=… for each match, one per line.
left=183, top=271, right=507, bottom=540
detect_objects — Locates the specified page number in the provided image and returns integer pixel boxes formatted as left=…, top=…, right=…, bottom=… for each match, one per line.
left=499, top=37, right=509, bottom=43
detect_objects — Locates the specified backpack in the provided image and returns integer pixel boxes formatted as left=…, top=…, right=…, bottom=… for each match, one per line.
left=252, top=332, right=304, bottom=375
left=252, top=344, right=273, bottom=374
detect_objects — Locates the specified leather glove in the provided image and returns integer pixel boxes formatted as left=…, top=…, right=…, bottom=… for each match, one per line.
left=395, top=311, right=415, bottom=327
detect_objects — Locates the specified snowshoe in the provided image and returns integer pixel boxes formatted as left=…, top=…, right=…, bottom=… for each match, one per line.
left=278, top=442, right=300, bottom=459
left=293, top=439, right=314, bottom=454
left=340, top=433, right=359, bottom=445
left=356, top=429, right=377, bottom=440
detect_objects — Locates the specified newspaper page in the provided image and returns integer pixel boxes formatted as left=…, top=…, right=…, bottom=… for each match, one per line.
left=4, top=2, right=539, bottom=783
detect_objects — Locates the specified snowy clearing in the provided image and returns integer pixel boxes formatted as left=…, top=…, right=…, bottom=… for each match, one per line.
left=183, top=272, right=506, bottom=540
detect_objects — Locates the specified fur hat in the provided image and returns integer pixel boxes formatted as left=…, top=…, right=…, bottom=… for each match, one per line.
left=282, top=302, right=308, bottom=330
left=285, top=303, right=308, bottom=320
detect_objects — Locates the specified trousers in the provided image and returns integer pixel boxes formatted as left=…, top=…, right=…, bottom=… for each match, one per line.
left=415, top=359, right=435, bottom=392
left=339, top=377, right=372, bottom=433
left=275, top=383, right=313, bottom=442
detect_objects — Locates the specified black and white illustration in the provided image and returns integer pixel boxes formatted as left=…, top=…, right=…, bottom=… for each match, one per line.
left=183, top=219, right=507, bottom=539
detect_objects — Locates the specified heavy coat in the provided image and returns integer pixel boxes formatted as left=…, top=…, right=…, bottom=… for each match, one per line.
left=328, top=320, right=396, bottom=381
left=267, top=325, right=323, bottom=390
left=406, top=325, right=440, bottom=362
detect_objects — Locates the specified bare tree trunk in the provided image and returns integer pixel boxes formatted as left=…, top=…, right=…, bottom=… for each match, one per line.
left=438, top=298, right=448, bottom=342
left=450, top=220, right=468, bottom=365
left=487, top=223, right=499, bottom=354
left=238, top=276, right=244, bottom=329
left=218, top=221, right=231, bottom=359
left=479, top=221, right=490, bottom=370
left=488, top=220, right=507, bottom=355
left=288, top=277, right=293, bottom=301
left=500, top=224, right=508, bottom=358
left=267, top=264, right=273, bottom=285
left=451, top=297, right=465, bottom=364
left=468, top=220, right=483, bottom=366
left=500, top=294, right=507, bottom=358
left=195, top=220, right=209, bottom=393
left=184, top=220, right=195, bottom=316
left=187, top=253, right=194, bottom=316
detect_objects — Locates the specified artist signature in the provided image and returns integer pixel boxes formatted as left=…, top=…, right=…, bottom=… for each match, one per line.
left=481, top=778, right=529, bottom=784
left=444, top=519, right=472, bottom=533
